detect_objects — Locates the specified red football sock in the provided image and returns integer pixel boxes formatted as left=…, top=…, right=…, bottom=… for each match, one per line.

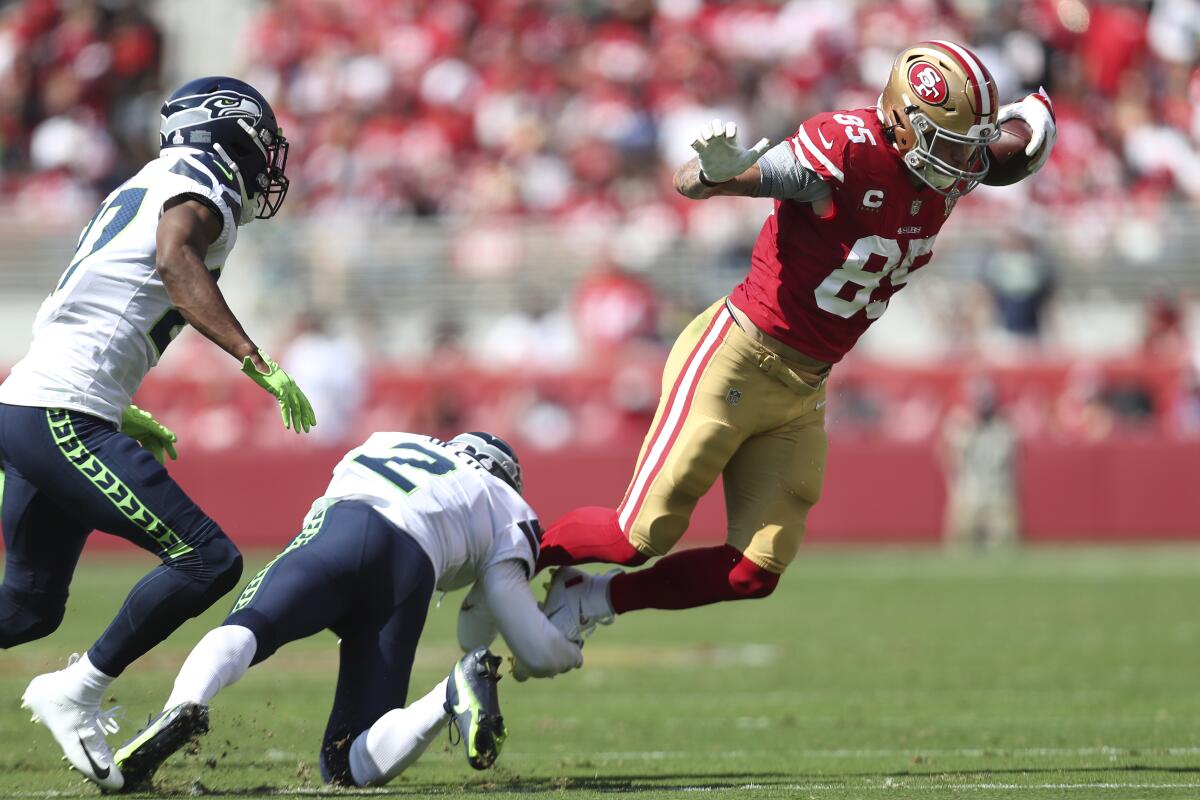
left=608, top=544, right=780, bottom=614
left=536, top=507, right=649, bottom=571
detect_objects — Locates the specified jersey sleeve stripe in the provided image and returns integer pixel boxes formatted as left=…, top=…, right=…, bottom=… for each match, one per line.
left=169, top=160, right=217, bottom=192
left=795, top=126, right=844, bottom=182
left=790, top=138, right=817, bottom=173
left=169, top=157, right=240, bottom=222
left=217, top=186, right=242, bottom=221
left=928, top=39, right=991, bottom=116
left=515, top=520, right=541, bottom=576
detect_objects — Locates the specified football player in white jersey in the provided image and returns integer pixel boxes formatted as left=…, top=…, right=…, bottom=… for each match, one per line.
left=0, top=77, right=316, bottom=790
left=112, top=432, right=583, bottom=790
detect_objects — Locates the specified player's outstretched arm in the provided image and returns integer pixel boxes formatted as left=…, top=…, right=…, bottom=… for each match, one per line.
left=156, top=197, right=261, bottom=365
left=479, top=560, right=583, bottom=681
left=156, top=197, right=316, bottom=433
left=675, top=119, right=832, bottom=205
left=675, top=119, right=769, bottom=199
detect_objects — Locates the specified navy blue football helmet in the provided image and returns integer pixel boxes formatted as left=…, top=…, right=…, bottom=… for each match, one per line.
left=450, top=432, right=523, bottom=494
left=159, top=76, right=289, bottom=222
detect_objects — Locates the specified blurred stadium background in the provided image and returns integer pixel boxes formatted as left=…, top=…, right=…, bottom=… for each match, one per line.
left=2, top=0, right=1199, bottom=546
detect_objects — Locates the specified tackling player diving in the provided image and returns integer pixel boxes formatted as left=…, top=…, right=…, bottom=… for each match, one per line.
left=111, top=431, right=582, bottom=790
left=0, top=76, right=316, bottom=790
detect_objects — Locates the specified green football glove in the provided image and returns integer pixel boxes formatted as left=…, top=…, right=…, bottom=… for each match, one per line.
left=121, top=405, right=178, bottom=464
left=241, top=348, right=317, bottom=434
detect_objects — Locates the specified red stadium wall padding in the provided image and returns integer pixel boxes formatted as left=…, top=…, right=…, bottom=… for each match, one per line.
left=5, top=437, right=1197, bottom=555
left=1019, top=439, right=1200, bottom=539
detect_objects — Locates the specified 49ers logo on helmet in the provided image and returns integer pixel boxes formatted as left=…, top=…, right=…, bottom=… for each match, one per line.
left=907, top=61, right=948, bottom=105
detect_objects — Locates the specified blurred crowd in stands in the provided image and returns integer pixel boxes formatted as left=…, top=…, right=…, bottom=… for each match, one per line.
left=0, top=0, right=160, bottom=218
left=2, top=0, right=1200, bottom=450
left=4, top=0, right=1200, bottom=218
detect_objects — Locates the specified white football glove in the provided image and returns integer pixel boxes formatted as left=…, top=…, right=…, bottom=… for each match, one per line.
left=690, top=118, right=770, bottom=184
left=997, top=87, right=1056, bottom=174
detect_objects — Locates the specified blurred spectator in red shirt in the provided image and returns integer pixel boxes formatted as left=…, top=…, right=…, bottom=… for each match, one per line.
left=1142, top=292, right=1189, bottom=358
left=572, top=255, right=660, bottom=355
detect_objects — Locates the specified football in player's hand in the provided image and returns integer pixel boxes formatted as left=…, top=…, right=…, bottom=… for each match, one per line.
left=982, top=119, right=1034, bottom=186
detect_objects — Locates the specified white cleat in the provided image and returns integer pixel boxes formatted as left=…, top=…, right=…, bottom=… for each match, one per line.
left=543, top=566, right=618, bottom=643
left=21, top=664, right=124, bottom=792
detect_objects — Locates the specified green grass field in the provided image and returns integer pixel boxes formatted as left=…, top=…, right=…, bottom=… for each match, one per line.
left=1, top=546, right=1198, bottom=799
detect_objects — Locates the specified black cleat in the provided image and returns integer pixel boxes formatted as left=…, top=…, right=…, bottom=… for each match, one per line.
left=112, top=702, right=209, bottom=791
left=444, top=648, right=507, bottom=770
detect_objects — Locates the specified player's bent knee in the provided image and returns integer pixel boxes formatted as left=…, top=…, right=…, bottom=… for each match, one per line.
left=169, top=534, right=243, bottom=598
left=0, top=587, right=67, bottom=647
left=208, top=543, right=244, bottom=598
left=728, top=558, right=781, bottom=600
left=223, top=608, right=277, bottom=665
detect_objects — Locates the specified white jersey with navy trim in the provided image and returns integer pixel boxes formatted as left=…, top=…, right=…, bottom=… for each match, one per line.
left=0, top=148, right=240, bottom=424
left=310, top=432, right=540, bottom=591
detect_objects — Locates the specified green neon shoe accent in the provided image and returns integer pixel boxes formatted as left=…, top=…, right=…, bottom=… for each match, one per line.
left=114, top=702, right=209, bottom=790
left=47, top=409, right=192, bottom=559
left=230, top=505, right=329, bottom=612
left=445, top=648, right=507, bottom=770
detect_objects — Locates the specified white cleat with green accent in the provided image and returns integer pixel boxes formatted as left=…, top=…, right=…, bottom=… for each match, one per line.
left=22, top=668, right=124, bottom=791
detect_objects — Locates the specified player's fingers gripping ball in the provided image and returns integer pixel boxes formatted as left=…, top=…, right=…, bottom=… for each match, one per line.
left=240, top=348, right=318, bottom=433
left=691, top=118, right=770, bottom=183
left=121, top=404, right=178, bottom=463
left=997, top=87, right=1055, bottom=174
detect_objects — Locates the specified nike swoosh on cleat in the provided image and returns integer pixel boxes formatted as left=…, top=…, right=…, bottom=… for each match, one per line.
left=78, top=734, right=110, bottom=779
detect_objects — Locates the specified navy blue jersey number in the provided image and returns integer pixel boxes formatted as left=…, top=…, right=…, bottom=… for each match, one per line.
left=147, top=267, right=221, bottom=356
left=354, top=443, right=457, bottom=493
left=57, top=187, right=148, bottom=291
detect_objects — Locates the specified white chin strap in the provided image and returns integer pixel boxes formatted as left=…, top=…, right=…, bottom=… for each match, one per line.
left=212, top=142, right=258, bottom=225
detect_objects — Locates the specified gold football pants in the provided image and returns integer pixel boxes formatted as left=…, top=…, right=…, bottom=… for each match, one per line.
left=616, top=299, right=828, bottom=573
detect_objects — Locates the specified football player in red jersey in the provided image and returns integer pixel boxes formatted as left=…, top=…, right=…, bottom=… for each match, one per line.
left=534, top=42, right=1057, bottom=628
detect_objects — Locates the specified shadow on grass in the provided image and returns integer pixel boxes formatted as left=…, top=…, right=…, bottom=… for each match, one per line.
left=116, top=765, right=1200, bottom=797
left=121, top=772, right=793, bottom=797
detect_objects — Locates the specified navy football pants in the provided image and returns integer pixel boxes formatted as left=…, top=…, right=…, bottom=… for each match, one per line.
left=224, top=500, right=436, bottom=786
left=0, top=403, right=242, bottom=676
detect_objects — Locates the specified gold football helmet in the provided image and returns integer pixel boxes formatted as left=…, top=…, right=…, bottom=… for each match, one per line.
left=881, top=40, right=1000, bottom=196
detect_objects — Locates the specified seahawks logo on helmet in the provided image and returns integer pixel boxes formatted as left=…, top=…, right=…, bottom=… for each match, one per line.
left=202, top=93, right=263, bottom=119
left=449, top=432, right=523, bottom=494
left=162, top=91, right=263, bottom=143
